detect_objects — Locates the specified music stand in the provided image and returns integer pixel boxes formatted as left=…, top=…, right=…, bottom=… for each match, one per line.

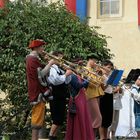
left=123, top=85, right=137, bottom=140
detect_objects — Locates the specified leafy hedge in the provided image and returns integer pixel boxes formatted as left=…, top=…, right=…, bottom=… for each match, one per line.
left=0, top=0, right=113, bottom=137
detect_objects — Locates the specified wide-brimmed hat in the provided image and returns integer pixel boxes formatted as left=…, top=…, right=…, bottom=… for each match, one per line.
left=28, top=39, right=46, bottom=49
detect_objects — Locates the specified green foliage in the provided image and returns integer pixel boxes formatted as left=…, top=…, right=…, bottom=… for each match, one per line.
left=0, top=0, right=113, bottom=136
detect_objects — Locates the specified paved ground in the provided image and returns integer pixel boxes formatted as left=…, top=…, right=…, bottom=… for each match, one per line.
left=39, top=138, right=140, bottom=140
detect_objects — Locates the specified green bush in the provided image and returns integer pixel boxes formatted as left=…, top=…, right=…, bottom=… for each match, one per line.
left=0, top=0, right=113, bottom=138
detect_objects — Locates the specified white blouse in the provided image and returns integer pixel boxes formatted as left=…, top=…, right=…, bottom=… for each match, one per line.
left=47, top=64, right=71, bottom=86
left=131, top=84, right=140, bottom=101
left=104, top=75, right=113, bottom=94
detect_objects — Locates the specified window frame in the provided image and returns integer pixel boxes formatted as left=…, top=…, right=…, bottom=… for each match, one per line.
left=97, top=0, right=123, bottom=18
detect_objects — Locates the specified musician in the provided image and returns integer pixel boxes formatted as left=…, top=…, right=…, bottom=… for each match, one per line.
left=108, top=86, right=123, bottom=139
left=99, top=60, right=114, bottom=140
left=47, top=51, right=73, bottom=140
left=85, top=55, right=104, bottom=136
left=131, top=76, right=140, bottom=138
left=65, top=73, right=95, bottom=140
left=26, top=39, right=55, bottom=140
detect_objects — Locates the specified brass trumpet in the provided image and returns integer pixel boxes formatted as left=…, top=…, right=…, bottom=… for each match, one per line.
left=43, top=51, right=104, bottom=87
left=82, top=60, right=111, bottom=75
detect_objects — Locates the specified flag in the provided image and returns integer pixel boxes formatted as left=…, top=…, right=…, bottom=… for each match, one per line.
left=65, top=0, right=87, bottom=21
left=0, top=0, right=5, bottom=8
left=138, top=0, right=140, bottom=25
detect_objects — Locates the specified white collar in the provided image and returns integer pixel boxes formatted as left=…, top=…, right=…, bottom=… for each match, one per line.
left=29, top=51, right=40, bottom=60
left=30, top=51, right=38, bottom=56
left=132, top=84, right=139, bottom=89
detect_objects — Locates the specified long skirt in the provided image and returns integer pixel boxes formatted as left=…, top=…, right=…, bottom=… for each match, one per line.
left=65, top=90, right=95, bottom=140
left=87, top=97, right=102, bottom=128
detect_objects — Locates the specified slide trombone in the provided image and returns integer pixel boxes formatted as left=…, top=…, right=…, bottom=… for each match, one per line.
left=42, top=51, right=104, bottom=87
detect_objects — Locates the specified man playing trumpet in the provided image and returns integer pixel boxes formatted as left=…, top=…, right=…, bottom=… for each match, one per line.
left=99, top=60, right=114, bottom=140
left=47, top=51, right=73, bottom=140
left=26, top=39, right=55, bottom=140
left=85, top=54, right=105, bottom=137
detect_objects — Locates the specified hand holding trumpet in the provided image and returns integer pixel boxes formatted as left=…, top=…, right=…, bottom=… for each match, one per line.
left=48, top=59, right=56, bottom=66
left=65, top=69, right=73, bottom=76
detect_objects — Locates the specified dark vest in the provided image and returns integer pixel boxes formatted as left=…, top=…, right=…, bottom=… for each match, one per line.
left=51, top=67, right=69, bottom=100
left=133, top=87, right=140, bottom=114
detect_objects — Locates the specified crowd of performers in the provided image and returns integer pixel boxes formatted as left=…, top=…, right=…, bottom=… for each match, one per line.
left=26, top=39, right=140, bottom=140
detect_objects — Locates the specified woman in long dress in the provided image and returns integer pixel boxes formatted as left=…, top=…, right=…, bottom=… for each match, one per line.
left=65, top=74, right=95, bottom=140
